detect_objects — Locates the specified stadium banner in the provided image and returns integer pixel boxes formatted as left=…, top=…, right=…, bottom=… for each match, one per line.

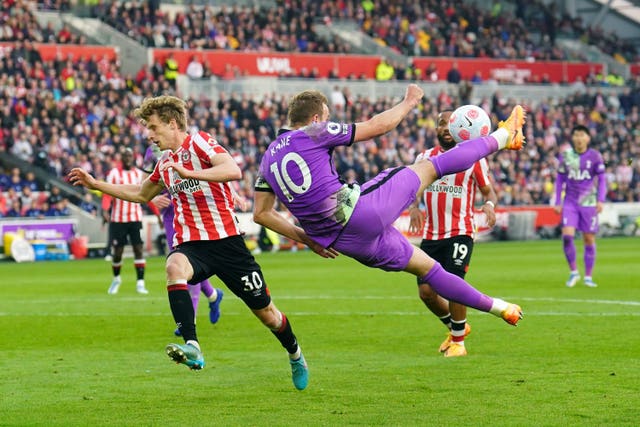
left=0, top=42, right=118, bottom=62
left=1, top=219, right=77, bottom=242
left=153, top=48, right=602, bottom=83
left=395, top=203, right=640, bottom=243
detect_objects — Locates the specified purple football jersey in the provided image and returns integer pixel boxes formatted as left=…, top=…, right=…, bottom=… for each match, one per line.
left=256, top=122, right=356, bottom=247
left=556, top=148, right=606, bottom=206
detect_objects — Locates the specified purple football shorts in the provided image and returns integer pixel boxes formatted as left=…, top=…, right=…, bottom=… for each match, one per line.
left=562, top=201, right=599, bottom=233
left=333, top=167, right=420, bottom=271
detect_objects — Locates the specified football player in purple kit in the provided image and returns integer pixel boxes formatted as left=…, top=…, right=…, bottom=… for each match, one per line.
left=253, top=84, right=525, bottom=329
left=553, top=125, right=606, bottom=288
left=142, top=145, right=224, bottom=332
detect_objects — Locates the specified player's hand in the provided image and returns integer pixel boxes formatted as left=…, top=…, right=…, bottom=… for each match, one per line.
left=68, top=168, right=97, bottom=189
left=408, top=206, right=424, bottom=234
left=152, top=194, right=171, bottom=209
left=160, top=161, right=190, bottom=178
left=596, top=202, right=604, bottom=214
left=307, top=240, right=339, bottom=259
left=233, top=193, right=249, bottom=212
left=553, top=205, right=562, bottom=215
left=481, top=203, right=496, bottom=228
left=405, top=84, right=424, bottom=108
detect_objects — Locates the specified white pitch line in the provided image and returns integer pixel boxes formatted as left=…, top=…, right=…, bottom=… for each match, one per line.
left=3, top=295, right=640, bottom=305
left=1, top=311, right=639, bottom=317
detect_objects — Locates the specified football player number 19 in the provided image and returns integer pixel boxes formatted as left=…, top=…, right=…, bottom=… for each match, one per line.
left=269, top=153, right=312, bottom=202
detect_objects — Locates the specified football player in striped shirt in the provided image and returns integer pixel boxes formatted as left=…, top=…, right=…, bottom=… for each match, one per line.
left=102, top=148, right=151, bottom=295
left=409, top=110, right=498, bottom=357
left=142, top=145, right=224, bottom=336
left=69, top=95, right=311, bottom=391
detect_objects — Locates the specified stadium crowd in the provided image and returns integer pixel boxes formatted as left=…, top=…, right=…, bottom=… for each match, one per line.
left=79, top=0, right=638, bottom=64
left=1, top=1, right=639, bottom=219
left=1, top=36, right=639, bottom=220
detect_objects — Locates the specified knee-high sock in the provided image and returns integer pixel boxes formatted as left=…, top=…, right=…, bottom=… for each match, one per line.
left=168, top=283, right=197, bottom=342
left=584, top=243, right=596, bottom=276
left=420, top=263, right=493, bottom=312
left=199, top=279, right=214, bottom=298
left=562, top=235, right=577, bottom=271
left=134, top=259, right=145, bottom=280
left=270, top=313, right=299, bottom=354
left=188, top=283, right=201, bottom=313
left=430, top=136, right=498, bottom=178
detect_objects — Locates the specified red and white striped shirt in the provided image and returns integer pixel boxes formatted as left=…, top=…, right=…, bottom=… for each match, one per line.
left=104, top=167, right=144, bottom=223
left=149, top=131, right=241, bottom=246
left=416, top=146, right=491, bottom=240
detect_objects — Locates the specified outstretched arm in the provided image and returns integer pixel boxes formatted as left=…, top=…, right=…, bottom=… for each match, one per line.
left=354, top=84, right=424, bottom=142
left=69, top=168, right=163, bottom=203
left=253, top=191, right=338, bottom=258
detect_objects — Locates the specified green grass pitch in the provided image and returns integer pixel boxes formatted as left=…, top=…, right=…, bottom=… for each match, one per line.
left=1, top=238, right=639, bottom=426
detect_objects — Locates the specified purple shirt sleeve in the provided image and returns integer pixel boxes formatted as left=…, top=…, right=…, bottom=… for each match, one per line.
left=597, top=169, right=606, bottom=203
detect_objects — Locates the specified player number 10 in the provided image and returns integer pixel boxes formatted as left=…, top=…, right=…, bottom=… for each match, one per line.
left=269, top=152, right=312, bottom=202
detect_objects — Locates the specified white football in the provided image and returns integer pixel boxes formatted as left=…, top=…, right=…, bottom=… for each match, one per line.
left=448, top=105, right=492, bottom=143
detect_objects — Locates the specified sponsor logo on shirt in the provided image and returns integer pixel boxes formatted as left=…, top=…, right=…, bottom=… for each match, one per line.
left=568, top=169, right=592, bottom=180
left=426, top=181, right=464, bottom=197
left=169, top=171, right=200, bottom=195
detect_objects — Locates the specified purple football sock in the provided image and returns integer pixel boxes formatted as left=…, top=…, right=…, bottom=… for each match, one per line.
left=430, top=136, right=499, bottom=178
left=562, top=235, right=577, bottom=271
left=199, top=279, right=214, bottom=298
left=584, top=243, right=596, bottom=276
left=420, top=263, right=493, bottom=312
left=189, top=283, right=201, bottom=312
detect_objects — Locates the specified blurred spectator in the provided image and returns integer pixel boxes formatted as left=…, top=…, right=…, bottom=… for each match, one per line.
left=164, top=53, right=179, bottom=89
left=55, top=198, right=71, bottom=216
left=79, top=192, right=98, bottom=216
left=425, top=62, right=439, bottom=82
left=48, top=185, right=64, bottom=206
left=375, top=57, right=394, bottom=81
left=185, top=55, right=204, bottom=80
left=446, top=62, right=462, bottom=84
left=6, top=199, right=23, bottom=217
left=23, top=171, right=39, bottom=191
left=8, top=169, right=25, bottom=192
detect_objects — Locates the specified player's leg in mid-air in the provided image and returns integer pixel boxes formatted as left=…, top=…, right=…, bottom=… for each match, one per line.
left=166, top=237, right=309, bottom=390
left=332, top=170, right=523, bottom=326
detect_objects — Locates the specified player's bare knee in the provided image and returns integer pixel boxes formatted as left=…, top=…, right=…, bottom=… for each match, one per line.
left=165, top=259, right=185, bottom=280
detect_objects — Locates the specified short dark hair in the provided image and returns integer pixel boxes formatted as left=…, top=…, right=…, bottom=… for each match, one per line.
left=287, top=90, right=328, bottom=128
left=571, top=124, right=590, bottom=136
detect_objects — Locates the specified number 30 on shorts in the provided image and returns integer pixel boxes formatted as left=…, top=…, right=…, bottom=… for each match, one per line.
left=241, top=271, right=264, bottom=292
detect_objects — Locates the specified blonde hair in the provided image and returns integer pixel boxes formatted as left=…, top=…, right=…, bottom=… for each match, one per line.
left=133, top=95, right=188, bottom=131
left=287, top=90, right=328, bottom=127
